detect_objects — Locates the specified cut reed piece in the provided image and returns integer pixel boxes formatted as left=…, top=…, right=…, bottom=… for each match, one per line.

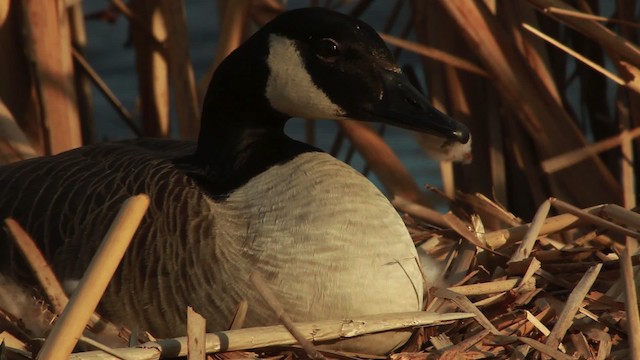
left=187, top=307, right=206, bottom=360
left=620, top=125, right=636, bottom=209
left=67, top=0, right=94, bottom=146
left=509, top=199, right=550, bottom=263
left=68, top=311, right=474, bottom=360
left=455, top=193, right=523, bottom=227
left=36, top=194, right=150, bottom=360
left=77, top=337, right=129, bottom=360
left=549, top=198, right=640, bottom=240
left=130, top=0, right=170, bottom=137
left=448, top=278, right=534, bottom=295
left=517, top=337, right=573, bottom=360
left=541, top=127, right=640, bottom=174
left=621, top=243, right=640, bottom=359
left=525, top=310, right=551, bottom=336
left=441, top=213, right=483, bottom=248
left=0, top=331, right=27, bottom=352
left=0, top=100, right=37, bottom=165
left=440, top=328, right=491, bottom=354
left=482, top=207, right=602, bottom=249
left=228, top=300, right=248, bottom=330
left=3, top=218, right=126, bottom=347
left=446, top=241, right=477, bottom=286
left=3, top=218, right=68, bottom=314
left=544, top=264, right=602, bottom=356
left=391, top=195, right=447, bottom=228
left=526, top=0, right=640, bottom=69
left=521, top=23, right=630, bottom=89
left=599, top=204, right=640, bottom=231
left=71, top=48, right=140, bottom=137
left=433, top=288, right=500, bottom=335
left=159, top=0, right=199, bottom=139
left=20, top=0, right=82, bottom=155
left=516, top=258, right=541, bottom=293
left=543, top=6, right=640, bottom=28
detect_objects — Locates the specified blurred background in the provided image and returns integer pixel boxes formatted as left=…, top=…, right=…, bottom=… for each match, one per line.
left=1, top=0, right=639, bottom=224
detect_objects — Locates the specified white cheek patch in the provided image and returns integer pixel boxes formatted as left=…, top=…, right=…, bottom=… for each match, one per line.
left=265, top=34, right=345, bottom=120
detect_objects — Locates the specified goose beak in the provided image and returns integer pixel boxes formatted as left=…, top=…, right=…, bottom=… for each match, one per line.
left=365, top=70, right=470, bottom=144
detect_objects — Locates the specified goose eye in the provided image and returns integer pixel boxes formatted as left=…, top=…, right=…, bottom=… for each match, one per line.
left=314, top=38, right=340, bottom=62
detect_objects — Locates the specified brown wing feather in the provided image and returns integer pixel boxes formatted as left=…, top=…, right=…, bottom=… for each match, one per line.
left=0, top=139, right=206, bottom=331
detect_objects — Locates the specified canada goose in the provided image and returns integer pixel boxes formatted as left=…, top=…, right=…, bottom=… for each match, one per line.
left=0, top=7, right=470, bottom=354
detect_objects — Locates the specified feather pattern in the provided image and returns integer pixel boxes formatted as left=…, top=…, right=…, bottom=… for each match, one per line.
left=0, top=139, right=422, bottom=346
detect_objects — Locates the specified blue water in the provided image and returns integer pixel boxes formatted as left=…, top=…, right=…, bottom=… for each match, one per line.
left=82, top=1, right=444, bottom=200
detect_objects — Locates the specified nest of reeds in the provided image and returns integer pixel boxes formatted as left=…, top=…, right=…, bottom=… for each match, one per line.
left=2, top=194, right=639, bottom=359
left=2, top=0, right=640, bottom=359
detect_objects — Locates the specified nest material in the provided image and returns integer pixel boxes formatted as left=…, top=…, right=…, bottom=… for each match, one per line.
left=1, top=194, right=639, bottom=360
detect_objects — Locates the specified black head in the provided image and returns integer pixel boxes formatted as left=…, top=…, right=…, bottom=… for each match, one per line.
left=201, top=7, right=469, bottom=144
left=193, top=8, right=470, bottom=195
left=264, top=7, right=469, bottom=143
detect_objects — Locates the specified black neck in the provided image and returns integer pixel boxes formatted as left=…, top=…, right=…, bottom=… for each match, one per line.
left=186, top=33, right=318, bottom=198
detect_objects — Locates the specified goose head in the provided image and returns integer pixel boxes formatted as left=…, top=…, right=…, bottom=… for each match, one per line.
left=196, top=7, right=470, bottom=192
left=263, top=8, right=469, bottom=144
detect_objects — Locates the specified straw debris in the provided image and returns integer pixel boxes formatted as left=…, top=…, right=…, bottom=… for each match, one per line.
left=3, top=0, right=640, bottom=359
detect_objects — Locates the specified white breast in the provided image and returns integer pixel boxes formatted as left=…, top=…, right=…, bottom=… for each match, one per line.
left=204, top=152, right=423, bottom=331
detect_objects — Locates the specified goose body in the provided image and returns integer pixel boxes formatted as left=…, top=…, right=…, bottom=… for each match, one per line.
left=0, top=8, right=469, bottom=354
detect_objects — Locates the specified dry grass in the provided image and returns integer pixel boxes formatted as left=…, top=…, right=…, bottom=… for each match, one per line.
left=2, top=0, right=640, bottom=359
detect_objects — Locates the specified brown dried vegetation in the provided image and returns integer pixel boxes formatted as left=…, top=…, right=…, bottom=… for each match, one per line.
left=2, top=0, right=640, bottom=359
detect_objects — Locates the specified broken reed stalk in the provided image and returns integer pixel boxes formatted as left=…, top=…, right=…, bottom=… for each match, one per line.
left=620, top=125, right=636, bottom=209
left=448, top=278, right=522, bottom=296
left=187, top=307, right=206, bottom=360
left=36, top=194, right=150, bottom=360
left=446, top=241, right=477, bottom=286
left=526, top=0, right=640, bottom=69
left=228, top=300, right=248, bottom=330
left=130, top=0, right=170, bottom=138
left=250, top=272, right=324, bottom=360
left=521, top=23, right=628, bottom=88
left=549, top=198, right=640, bottom=240
left=0, top=99, right=37, bottom=165
left=541, top=127, right=640, bottom=174
left=71, top=48, right=141, bottom=137
left=621, top=242, right=640, bottom=359
left=77, top=337, right=129, bottom=360
left=433, top=288, right=500, bottom=335
left=517, top=337, right=573, bottom=360
left=600, top=204, right=640, bottom=231
left=3, top=218, right=68, bottom=314
left=67, top=0, right=94, bottom=145
left=21, top=0, right=83, bottom=155
left=68, top=312, right=474, bottom=360
left=543, top=6, right=640, bottom=28
left=3, top=217, right=126, bottom=346
left=516, top=258, right=542, bottom=293
left=391, top=195, right=447, bottom=228
left=544, top=264, right=602, bottom=357
left=509, top=199, right=550, bottom=263
left=159, top=0, right=199, bottom=139
left=481, top=209, right=587, bottom=249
